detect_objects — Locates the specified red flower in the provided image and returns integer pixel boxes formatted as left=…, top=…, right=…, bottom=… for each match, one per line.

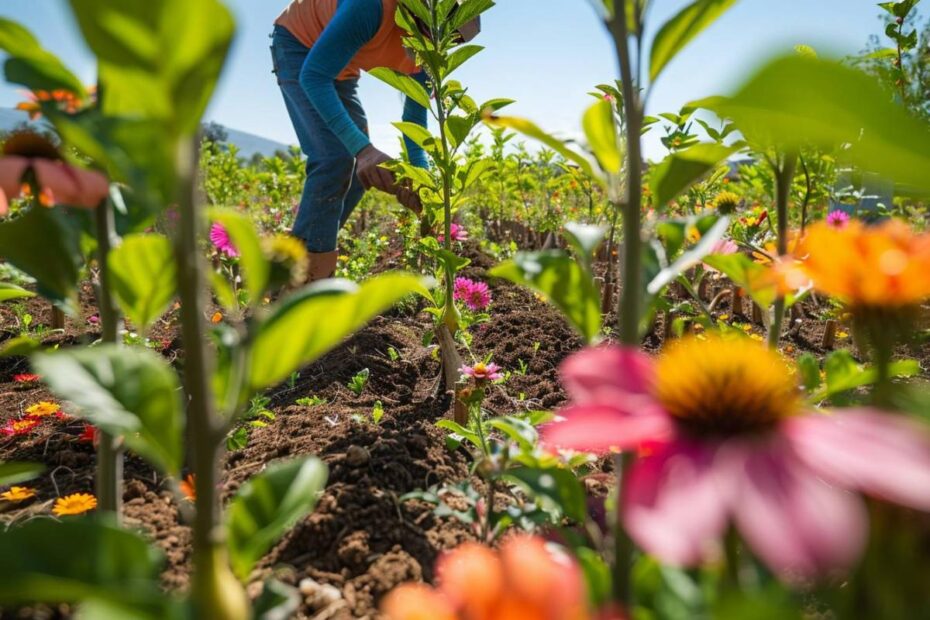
left=1, top=417, right=40, bottom=437
left=12, top=373, right=40, bottom=384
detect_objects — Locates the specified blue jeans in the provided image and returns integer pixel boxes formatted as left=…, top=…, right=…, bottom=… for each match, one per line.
left=271, top=25, right=367, bottom=252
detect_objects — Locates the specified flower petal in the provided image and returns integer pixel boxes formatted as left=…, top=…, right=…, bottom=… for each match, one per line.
left=542, top=403, right=673, bottom=454
left=785, top=409, right=930, bottom=511
left=622, top=439, right=731, bottom=566
left=33, top=159, right=107, bottom=208
left=0, top=156, right=30, bottom=201
left=560, top=346, right=654, bottom=404
left=381, top=583, right=456, bottom=620
left=730, top=439, right=867, bottom=581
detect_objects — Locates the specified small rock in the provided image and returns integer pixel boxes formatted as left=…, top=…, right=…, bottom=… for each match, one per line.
left=300, top=577, right=343, bottom=610
left=345, top=445, right=370, bottom=468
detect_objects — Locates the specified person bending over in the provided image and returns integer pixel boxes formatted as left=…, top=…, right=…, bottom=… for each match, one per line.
left=271, top=0, right=479, bottom=281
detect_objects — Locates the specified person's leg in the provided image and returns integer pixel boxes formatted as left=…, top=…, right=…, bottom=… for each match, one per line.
left=334, top=79, right=368, bottom=227
left=271, top=26, right=355, bottom=268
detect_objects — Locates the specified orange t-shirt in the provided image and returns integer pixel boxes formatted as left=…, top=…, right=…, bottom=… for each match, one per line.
left=275, top=0, right=420, bottom=80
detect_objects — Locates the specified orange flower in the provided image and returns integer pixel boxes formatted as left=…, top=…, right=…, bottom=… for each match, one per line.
left=53, top=492, right=97, bottom=516
left=180, top=474, right=196, bottom=502
left=0, top=486, right=36, bottom=502
left=0, top=131, right=108, bottom=215
left=25, top=401, right=60, bottom=418
left=1, top=417, right=39, bottom=437
left=382, top=536, right=590, bottom=620
left=793, top=219, right=930, bottom=307
left=210, top=311, right=223, bottom=324
left=15, top=88, right=88, bottom=120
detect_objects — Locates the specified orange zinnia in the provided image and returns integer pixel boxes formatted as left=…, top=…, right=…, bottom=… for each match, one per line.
left=382, top=535, right=591, bottom=620
left=793, top=219, right=930, bottom=308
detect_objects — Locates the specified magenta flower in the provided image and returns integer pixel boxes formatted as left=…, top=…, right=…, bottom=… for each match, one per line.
left=543, top=335, right=930, bottom=581
left=209, top=222, right=238, bottom=257
left=825, top=210, right=850, bottom=229
left=438, top=222, right=469, bottom=243
left=453, top=277, right=491, bottom=311
left=460, top=362, right=504, bottom=383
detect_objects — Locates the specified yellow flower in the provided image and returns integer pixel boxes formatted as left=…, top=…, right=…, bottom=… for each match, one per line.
left=794, top=219, right=930, bottom=308
left=713, top=190, right=741, bottom=215
left=1, top=486, right=36, bottom=502
left=655, top=334, right=801, bottom=433
left=686, top=226, right=702, bottom=244
left=53, top=493, right=97, bottom=516
left=25, top=401, right=60, bottom=418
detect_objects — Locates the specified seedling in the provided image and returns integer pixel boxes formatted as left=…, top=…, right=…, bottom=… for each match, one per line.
left=296, top=395, right=327, bottom=407
left=387, top=346, right=400, bottom=361
left=347, top=368, right=370, bottom=396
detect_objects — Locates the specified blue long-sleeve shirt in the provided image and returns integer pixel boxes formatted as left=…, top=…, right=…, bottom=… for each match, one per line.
left=297, top=0, right=429, bottom=167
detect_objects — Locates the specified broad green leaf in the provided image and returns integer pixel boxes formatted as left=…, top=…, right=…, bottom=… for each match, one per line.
left=485, top=115, right=601, bottom=184
left=226, top=458, right=328, bottom=581
left=0, top=335, right=40, bottom=358
left=446, top=114, right=474, bottom=149
left=0, top=206, right=82, bottom=306
left=488, top=416, right=538, bottom=453
left=209, top=209, right=269, bottom=305
left=582, top=99, right=622, bottom=174
left=68, top=0, right=234, bottom=137
left=75, top=598, right=183, bottom=620
left=449, top=0, right=495, bottom=30
left=393, top=121, right=436, bottom=150
left=797, top=353, right=822, bottom=393
left=563, top=222, right=606, bottom=265
left=714, top=587, right=801, bottom=620
left=492, top=251, right=601, bottom=344
left=369, top=67, right=431, bottom=109
left=695, top=55, right=930, bottom=193
left=249, top=273, right=432, bottom=391
left=650, top=0, right=737, bottom=82
left=108, top=234, right=176, bottom=333
left=0, top=517, right=164, bottom=607
left=815, top=350, right=920, bottom=401
left=0, top=461, right=44, bottom=486
left=0, top=18, right=88, bottom=95
left=445, top=44, right=483, bottom=77
left=648, top=217, right=728, bottom=294
left=32, top=345, right=184, bottom=475
left=650, top=143, right=735, bottom=208
left=504, top=466, right=587, bottom=523
left=0, top=283, right=35, bottom=302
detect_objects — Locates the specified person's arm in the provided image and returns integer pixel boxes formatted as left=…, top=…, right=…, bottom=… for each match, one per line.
left=298, top=0, right=381, bottom=158
left=402, top=71, right=430, bottom=169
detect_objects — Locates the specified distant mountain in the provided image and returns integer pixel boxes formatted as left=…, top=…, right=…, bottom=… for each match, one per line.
left=0, top=108, right=291, bottom=160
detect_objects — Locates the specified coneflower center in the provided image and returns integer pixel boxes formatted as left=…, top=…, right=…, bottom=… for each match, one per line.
left=653, top=336, right=801, bottom=437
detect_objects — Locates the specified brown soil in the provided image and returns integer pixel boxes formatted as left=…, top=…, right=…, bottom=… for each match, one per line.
left=1, top=239, right=927, bottom=619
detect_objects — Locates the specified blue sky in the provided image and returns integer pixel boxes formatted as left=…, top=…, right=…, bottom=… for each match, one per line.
left=0, top=0, right=901, bottom=159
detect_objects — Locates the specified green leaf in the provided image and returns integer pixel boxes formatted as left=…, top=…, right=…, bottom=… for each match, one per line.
left=449, top=0, right=495, bottom=30
left=491, top=251, right=600, bottom=344
left=488, top=416, right=538, bottom=453
left=0, top=335, right=40, bottom=358
left=446, top=114, right=475, bottom=149
left=0, top=206, right=82, bottom=305
left=445, top=44, right=483, bottom=77
left=226, top=458, right=328, bottom=581
left=563, top=222, right=607, bottom=264
left=108, top=234, right=176, bottom=333
left=32, top=345, right=184, bottom=475
left=68, top=0, right=234, bottom=137
left=695, top=55, right=930, bottom=194
left=504, top=466, right=587, bottom=523
left=0, top=461, right=44, bottom=486
left=0, top=517, right=164, bottom=607
left=648, top=216, right=728, bottom=294
left=651, top=143, right=735, bottom=208
left=0, top=18, right=88, bottom=95
left=369, top=67, right=431, bottom=109
left=485, top=115, right=600, bottom=184
left=0, top=283, right=35, bottom=302
left=435, top=419, right=481, bottom=447
left=650, top=0, right=737, bottom=82
left=209, top=209, right=269, bottom=305
left=582, top=99, right=622, bottom=174
left=253, top=579, right=301, bottom=620
left=249, top=273, right=432, bottom=391
left=393, top=121, right=436, bottom=150
left=703, top=252, right=778, bottom=308
left=797, top=353, right=822, bottom=393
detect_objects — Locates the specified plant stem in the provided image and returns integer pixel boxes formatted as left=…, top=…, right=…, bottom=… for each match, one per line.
left=94, top=198, right=123, bottom=517
left=174, top=137, right=247, bottom=619
left=768, top=153, right=797, bottom=349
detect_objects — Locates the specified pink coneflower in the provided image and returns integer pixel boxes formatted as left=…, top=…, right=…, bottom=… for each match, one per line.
left=438, top=223, right=469, bottom=244
left=209, top=222, right=238, bottom=257
left=825, top=210, right=850, bottom=229
left=86, top=314, right=99, bottom=325
left=704, top=238, right=739, bottom=272
left=543, top=335, right=930, bottom=582
left=453, top=277, right=491, bottom=311
left=460, top=362, right=504, bottom=383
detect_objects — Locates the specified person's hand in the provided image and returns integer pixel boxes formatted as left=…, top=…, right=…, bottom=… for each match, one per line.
left=356, top=145, right=396, bottom=193
left=395, top=186, right=422, bottom=215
